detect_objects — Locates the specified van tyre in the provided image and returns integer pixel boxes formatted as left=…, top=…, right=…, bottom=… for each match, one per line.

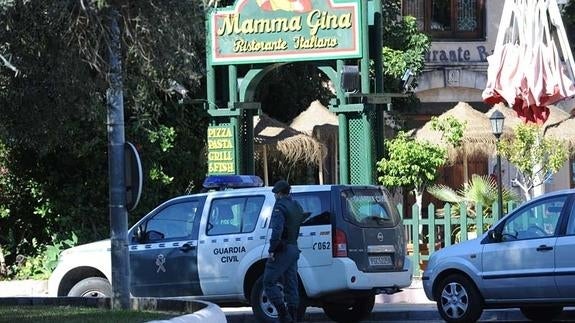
left=68, top=277, right=112, bottom=297
left=251, top=275, right=279, bottom=323
left=251, top=275, right=307, bottom=322
left=322, top=295, right=375, bottom=323
left=435, top=274, right=483, bottom=323
left=520, top=306, right=563, bottom=322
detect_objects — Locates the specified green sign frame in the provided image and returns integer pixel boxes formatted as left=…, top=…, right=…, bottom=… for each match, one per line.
left=209, top=0, right=362, bottom=65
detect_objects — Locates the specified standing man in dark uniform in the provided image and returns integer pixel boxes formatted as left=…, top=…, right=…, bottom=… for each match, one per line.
left=264, top=180, right=304, bottom=323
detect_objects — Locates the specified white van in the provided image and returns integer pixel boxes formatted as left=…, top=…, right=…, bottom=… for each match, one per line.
left=48, top=176, right=412, bottom=322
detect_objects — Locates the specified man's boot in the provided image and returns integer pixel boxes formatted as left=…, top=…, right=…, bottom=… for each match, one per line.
left=288, top=305, right=300, bottom=322
left=274, top=303, right=294, bottom=323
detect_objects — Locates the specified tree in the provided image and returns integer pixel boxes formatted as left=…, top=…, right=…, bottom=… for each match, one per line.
left=0, top=0, right=209, bottom=276
left=381, top=1, right=430, bottom=113
left=376, top=132, right=446, bottom=208
left=377, top=116, right=464, bottom=207
left=498, top=124, right=568, bottom=201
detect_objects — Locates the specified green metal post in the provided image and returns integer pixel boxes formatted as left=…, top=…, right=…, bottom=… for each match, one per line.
left=360, top=0, right=373, bottom=184
left=228, top=65, right=242, bottom=174
left=337, top=60, right=349, bottom=184
left=206, top=11, right=216, bottom=126
left=373, top=0, right=385, bottom=162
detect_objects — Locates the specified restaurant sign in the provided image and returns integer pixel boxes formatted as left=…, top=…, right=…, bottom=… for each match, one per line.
left=209, top=0, right=361, bottom=65
left=207, top=125, right=236, bottom=175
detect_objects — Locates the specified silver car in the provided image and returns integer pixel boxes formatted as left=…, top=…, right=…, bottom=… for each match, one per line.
left=422, top=189, right=575, bottom=322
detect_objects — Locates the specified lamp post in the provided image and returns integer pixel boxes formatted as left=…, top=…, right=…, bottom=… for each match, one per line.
left=489, top=110, right=505, bottom=221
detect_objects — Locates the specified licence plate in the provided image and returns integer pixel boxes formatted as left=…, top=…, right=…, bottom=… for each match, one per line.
left=368, top=255, right=392, bottom=266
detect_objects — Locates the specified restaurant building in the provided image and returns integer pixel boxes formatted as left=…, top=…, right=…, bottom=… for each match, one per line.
left=403, top=0, right=575, bottom=195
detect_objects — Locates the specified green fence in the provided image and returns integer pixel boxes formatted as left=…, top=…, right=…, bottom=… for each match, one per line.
left=400, top=201, right=518, bottom=277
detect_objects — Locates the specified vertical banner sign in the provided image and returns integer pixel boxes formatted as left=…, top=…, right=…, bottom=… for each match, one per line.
left=209, top=0, right=362, bottom=65
left=207, top=125, right=236, bottom=174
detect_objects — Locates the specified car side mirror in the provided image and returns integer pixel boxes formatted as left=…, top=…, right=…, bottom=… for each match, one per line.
left=489, top=230, right=503, bottom=242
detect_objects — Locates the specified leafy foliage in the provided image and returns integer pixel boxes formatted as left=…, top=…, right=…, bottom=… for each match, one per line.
left=0, top=0, right=431, bottom=279
left=427, top=174, right=519, bottom=217
left=498, top=124, right=568, bottom=200
left=430, top=115, right=465, bottom=148
left=382, top=1, right=430, bottom=112
left=428, top=175, right=519, bottom=244
left=377, top=132, right=446, bottom=197
left=377, top=115, right=465, bottom=207
left=0, top=0, right=209, bottom=277
left=10, top=233, right=77, bottom=280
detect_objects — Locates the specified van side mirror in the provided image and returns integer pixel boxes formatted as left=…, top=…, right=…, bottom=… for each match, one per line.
left=135, top=225, right=146, bottom=243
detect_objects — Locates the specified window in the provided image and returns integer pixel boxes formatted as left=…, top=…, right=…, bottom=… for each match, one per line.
left=143, top=201, right=199, bottom=242
left=501, top=196, right=567, bottom=241
left=403, top=0, right=485, bottom=40
left=568, top=202, right=575, bottom=235
left=293, top=192, right=331, bottom=226
left=341, top=188, right=399, bottom=228
left=207, top=196, right=264, bottom=235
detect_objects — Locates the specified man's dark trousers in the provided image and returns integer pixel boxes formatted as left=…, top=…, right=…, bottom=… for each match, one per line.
left=263, top=244, right=300, bottom=311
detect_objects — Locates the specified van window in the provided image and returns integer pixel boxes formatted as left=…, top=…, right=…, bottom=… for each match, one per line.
left=341, top=188, right=399, bottom=228
left=292, top=192, right=331, bottom=226
left=142, top=201, right=199, bottom=242
left=207, top=196, right=264, bottom=235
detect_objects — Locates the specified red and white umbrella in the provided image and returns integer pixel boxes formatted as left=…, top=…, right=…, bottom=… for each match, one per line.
left=482, top=0, right=575, bottom=124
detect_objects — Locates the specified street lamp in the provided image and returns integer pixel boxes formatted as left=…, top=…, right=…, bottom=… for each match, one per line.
left=489, top=109, right=505, bottom=221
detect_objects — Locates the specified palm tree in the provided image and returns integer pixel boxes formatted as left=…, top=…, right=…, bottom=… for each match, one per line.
left=427, top=174, right=519, bottom=242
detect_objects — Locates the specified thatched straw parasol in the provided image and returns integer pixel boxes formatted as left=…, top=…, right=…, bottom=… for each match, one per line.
left=414, top=102, right=512, bottom=183
left=414, top=102, right=509, bottom=160
left=486, top=103, right=575, bottom=149
left=290, top=100, right=339, bottom=133
left=253, top=113, right=326, bottom=185
left=290, top=100, right=339, bottom=184
left=545, top=117, right=575, bottom=149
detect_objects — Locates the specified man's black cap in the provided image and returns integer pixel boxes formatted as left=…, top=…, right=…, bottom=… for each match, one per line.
left=272, top=180, right=291, bottom=194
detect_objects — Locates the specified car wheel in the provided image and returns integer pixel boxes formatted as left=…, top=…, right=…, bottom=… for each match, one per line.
left=322, top=295, right=375, bottom=323
left=67, top=277, right=112, bottom=297
left=435, top=274, right=483, bottom=323
left=520, top=306, right=563, bottom=322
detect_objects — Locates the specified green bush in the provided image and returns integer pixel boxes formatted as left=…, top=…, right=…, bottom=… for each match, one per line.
left=11, top=233, right=77, bottom=280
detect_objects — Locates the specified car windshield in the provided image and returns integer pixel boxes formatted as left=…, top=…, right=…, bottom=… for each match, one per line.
left=341, top=188, right=399, bottom=228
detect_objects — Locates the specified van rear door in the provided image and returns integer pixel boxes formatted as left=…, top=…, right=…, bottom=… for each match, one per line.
left=292, top=191, right=332, bottom=268
left=336, top=187, right=406, bottom=272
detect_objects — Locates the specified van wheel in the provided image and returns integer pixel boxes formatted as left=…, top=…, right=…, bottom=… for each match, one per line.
left=322, top=295, right=375, bottom=323
left=251, top=276, right=280, bottom=323
left=435, top=274, right=483, bottom=323
left=250, top=276, right=307, bottom=322
left=68, top=277, right=112, bottom=297
left=520, top=306, right=563, bottom=322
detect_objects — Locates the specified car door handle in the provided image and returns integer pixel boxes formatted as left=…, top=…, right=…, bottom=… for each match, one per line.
left=179, top=243, right=195, bottom=252
left=536, top=245, right=553, bottom=252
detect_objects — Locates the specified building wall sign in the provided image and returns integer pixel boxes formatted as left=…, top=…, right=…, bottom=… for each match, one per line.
left=207, top=125, right=236, bottom=175
left=425, top=45, right=491, bottom=63
left=209, top=0, right=361, bottom=65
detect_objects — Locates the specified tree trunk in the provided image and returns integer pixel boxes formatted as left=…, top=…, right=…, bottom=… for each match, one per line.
left=414, top=190, right=423, bottom=243
left=0, top=244, right=6, bottom=277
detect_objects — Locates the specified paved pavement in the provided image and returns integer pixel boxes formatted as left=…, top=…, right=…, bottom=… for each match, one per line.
left=3, top=279, right=575, bottom=322
left=223, top=304, right=575, bottom=322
